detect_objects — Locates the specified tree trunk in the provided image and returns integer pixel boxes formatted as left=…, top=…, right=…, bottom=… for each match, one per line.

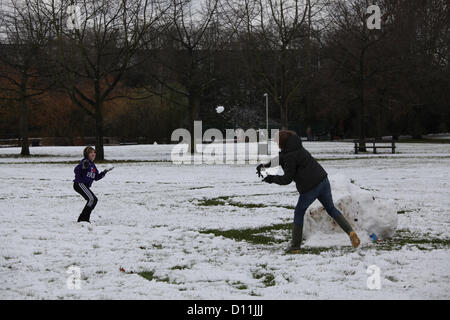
left=19, top=97, right=30, bottom=156
left=280, top=103, right=289, bottom=130
left=19, top=75, right=30, bottom=156
left=358, top=94, right=367, bottom=152
left=95, top=104, right=105, bottom=161
left=188, top=93, right=200, bottom=154
left=359, top=91, right=367, bottom=151
left=358, top=49, right=367, bottom=152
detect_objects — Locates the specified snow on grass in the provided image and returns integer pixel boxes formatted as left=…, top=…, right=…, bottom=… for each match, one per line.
left=0, top=143, right=449, bottom=299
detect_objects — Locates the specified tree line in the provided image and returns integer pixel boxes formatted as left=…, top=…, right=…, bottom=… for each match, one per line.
left=0, top=0, right=448, bottom=159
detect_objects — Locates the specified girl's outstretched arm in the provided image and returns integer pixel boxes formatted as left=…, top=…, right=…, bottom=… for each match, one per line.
left=270, top=156, right=295, bottom=185
left=95, top=170, right=106, bottom=181
left=264, top=156, right=280, bottom=168
left=95, top=165, right=114, bottom=181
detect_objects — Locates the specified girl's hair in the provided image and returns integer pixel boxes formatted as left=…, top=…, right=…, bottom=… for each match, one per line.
left=277, top=130, right=297, bottom=150
left=83, top=146, right=95, bottom=158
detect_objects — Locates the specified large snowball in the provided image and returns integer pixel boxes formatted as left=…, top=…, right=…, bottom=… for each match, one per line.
left=302, top=174, right=397, bottom=240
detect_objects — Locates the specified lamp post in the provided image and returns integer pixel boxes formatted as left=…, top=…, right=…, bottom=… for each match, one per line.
left=264, top=93, right=269, bottom=154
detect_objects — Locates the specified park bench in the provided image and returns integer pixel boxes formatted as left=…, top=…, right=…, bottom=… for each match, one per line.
left=354, top=139, right=396, bottom=154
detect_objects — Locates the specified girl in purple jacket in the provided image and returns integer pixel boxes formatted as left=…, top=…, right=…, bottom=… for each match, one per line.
left=73, top=146, right=113, bottom=222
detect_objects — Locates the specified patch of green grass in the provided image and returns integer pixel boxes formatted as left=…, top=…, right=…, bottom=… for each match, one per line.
left=189, top=186, right=213, bottom=190
left=235, top=201, right=294, bottom=210
left=157, top=276, right=171, bottom=283
left=228, top=201, right=268, bottom=209
left=397, top=209, right=419, bottom=215
left=386, top=275, right=399, bottom=282
left=201, top=224, right=347, bottom=254
left=200, top=223, right=292, bottom=245
left=170, top=265, right=190, bottom=270
left=227, top=281, right=248, bottom=290
left=197, top=198, right=227, bottom=206
left=296, top=230, right=450, bottom=254
left=138, top=270, right=156, bottom=281
left=252, top=271, right=276, bottom=287
left=201, top=222, right=450, bottom=257
left=281, top=245, right=354, bottom=255
left=373, top=229, right=450, bottom=251
left=299, top=247, right=340, bottom=255
left=360, top=187, right=379, bottom=192
left=196, top=196, right=295, bottom=210
left=137, top=270, right=176, bottom=284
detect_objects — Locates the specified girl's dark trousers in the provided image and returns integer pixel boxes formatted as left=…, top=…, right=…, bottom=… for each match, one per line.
left=73, top=182, right=98, bottom=222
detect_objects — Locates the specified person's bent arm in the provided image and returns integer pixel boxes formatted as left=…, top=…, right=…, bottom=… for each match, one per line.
left=266, top=156, right=279, bottom=168
left=271, top=157, right=295, bottom=185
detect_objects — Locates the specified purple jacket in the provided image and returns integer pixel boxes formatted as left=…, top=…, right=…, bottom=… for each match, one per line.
left=73, top=158, right=105, bottom=188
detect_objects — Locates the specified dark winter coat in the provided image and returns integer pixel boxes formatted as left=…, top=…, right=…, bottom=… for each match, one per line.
left=73, top=158, right=105, bottom=188
left=266, top=134, right=327, bottom=194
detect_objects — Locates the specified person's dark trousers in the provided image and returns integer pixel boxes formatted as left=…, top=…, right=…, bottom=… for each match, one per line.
left=293, top=177, right=353, bottom=234
left=73, top=182, right=98, bottom=222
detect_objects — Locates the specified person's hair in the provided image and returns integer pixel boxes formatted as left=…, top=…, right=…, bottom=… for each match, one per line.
left=277, top=130, right=297, bottom=150
left=83, top=146, right=95, bottom=158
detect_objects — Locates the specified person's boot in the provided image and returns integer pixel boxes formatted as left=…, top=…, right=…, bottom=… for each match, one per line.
left=77, top=215, right=90, bottom=223
left=285, top=223, right=303, bottom=254
left=349, top=231, right=360, bottom=248
left=333, top=214, right=360, bottom=248
left=77, top=209, right=91, bottom=223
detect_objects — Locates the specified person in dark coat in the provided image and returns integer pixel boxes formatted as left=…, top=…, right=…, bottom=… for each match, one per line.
left=257, top=130, right=360, bottom=254
left=73, top=146, right=113, bottom=223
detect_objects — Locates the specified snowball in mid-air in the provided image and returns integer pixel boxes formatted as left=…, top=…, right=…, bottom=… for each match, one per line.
left=216, top=106, right=225, bottom=114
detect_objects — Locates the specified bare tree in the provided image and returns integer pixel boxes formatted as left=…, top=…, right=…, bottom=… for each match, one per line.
left=143, top=0, right=223, bottom=153
left=325, top=0, right=391, bottom=143
left=0, top=0, right=53, bottom=155
left=239, top=0, right=318, bottom=129
left=40, top=0, right=170, bottom=160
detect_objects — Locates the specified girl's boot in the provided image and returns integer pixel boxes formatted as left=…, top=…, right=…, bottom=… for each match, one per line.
left=285, top=223, right=303, bottom=254
left=77, top=208, right=91, bottom=223
left=333, top=214, right=360, bottom=248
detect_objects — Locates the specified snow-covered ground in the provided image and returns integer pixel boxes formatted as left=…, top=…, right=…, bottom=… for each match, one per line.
left=0, top=143, right=449, bottom=299
left=1, top=141, right=449, bottom=163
